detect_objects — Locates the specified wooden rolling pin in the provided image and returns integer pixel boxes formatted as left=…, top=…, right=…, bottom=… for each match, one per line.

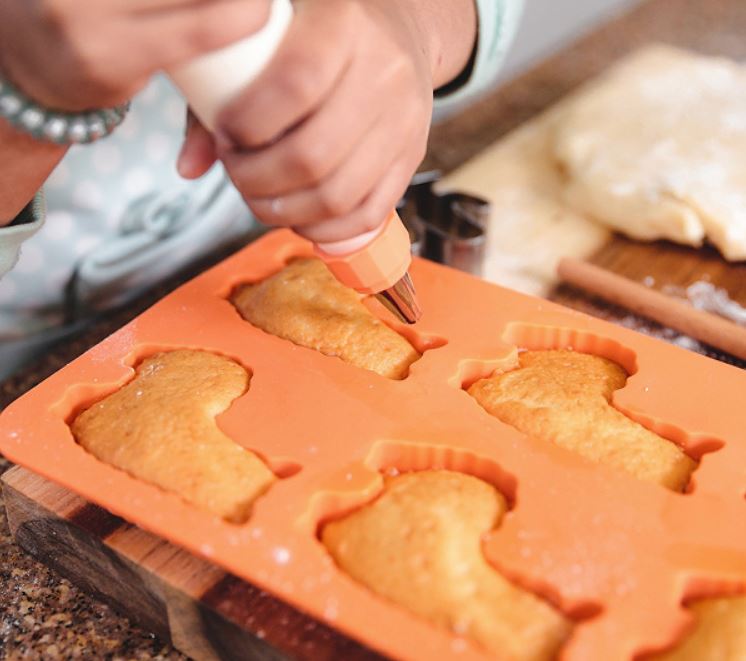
left=557, top=258, right=746, bottom=362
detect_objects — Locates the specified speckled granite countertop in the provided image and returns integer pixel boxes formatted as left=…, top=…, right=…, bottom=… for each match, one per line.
left=0, top=458, right=185, bottom=660
left=3, top=0, right=746, bottom=658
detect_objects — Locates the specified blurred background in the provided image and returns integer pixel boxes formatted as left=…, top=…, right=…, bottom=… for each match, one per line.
left=500, top=0, right=641, bottom=81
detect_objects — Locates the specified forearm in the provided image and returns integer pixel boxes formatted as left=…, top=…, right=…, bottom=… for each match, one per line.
left=399, top=0, right=478, bottom=89
left=0, top=117, right=66, bottom=226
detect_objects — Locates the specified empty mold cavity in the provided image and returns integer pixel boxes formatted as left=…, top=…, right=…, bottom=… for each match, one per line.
left=65, top=348, right=295, bottom=524
left=639, top=582, right=746, bottom=660
left=462, top=323, right=719, bottom=492
left=228, top=257, right=444, bottom=380
left=314, top=442, right=573, bottom=661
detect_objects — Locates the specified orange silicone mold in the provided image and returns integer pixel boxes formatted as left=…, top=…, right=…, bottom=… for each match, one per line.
left=2, top=229, right=746, bottom=661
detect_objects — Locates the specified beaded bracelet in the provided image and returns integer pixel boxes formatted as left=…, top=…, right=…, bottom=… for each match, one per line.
left=0, top=76, right=130, bottom=145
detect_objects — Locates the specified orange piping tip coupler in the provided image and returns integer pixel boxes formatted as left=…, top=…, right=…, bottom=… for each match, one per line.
left=314, top=210, right=422, bottom=324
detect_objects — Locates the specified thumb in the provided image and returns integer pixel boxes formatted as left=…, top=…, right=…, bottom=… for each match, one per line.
left=177, top=110, right=217, bottom=179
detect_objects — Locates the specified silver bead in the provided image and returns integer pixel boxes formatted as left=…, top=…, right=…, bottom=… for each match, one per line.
left=0, top=73, right=130, bottom=144
left=0, top=93, right=22, bottom=117
left=67, top=119, right=89, bottom=143
left=20, top=107, right=44, bottom=131
left=87, top=114, right=106, bottom=140
left=101, top=108, right=120, bottom=128
left=43, top=116, right=68, bottom=142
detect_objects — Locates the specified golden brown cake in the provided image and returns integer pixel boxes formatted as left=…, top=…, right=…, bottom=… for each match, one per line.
left=231, top=258, right=420, bottom=379
left=468, top=350, right=695, bottom=490
left=72, top=350, right=275, bottom=523
left=321, top=470, right=571, bottom=660
left=651, top=596, right=746, bottom=660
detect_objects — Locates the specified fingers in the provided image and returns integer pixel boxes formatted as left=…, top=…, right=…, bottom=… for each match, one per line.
left=293, top=148, right=426, bottom=244
left=244, top=104, right=424, bottom=226
left=218, top=60, right=387, bottom=198
left=133, top=0, right=273, bottom=71
left=177, top=111, right=217, bottom=179
left=124, top=0, right=241, bottom=11
left=28, top=0, right=273, bottom=109
left=0, top=0, right=273, bottom=111
left=213, top=0, right=434, bottom=244
left=217, top=0, right=355, bottom=149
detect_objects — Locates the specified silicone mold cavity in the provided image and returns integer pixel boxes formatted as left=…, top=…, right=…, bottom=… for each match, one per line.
left=635, top=582, right=746, bottom=659
left=305, top=441, right=519, bottom=534
left=365, top=440, right=518, bottom=506
left=462, top=322, right=726, bottom=493
left=504, top=324, right=726, bottom=467
left=226, top=254, right=444, bottom=380
left=58, top=345, right=301, bottom=524
left=53, top=343, right=249, bottom=423
left=315, top=451, right=576, bottom=659
left=502, top=322, right=638, bottom=374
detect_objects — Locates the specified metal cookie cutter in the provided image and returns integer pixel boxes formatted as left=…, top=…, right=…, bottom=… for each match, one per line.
left=397, top=170, right=490, bottom=277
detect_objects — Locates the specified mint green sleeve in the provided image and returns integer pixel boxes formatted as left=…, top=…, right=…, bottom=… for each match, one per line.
left=433, top=0, right=524, bottom=118
left=0, top=193, right=45, bottom=278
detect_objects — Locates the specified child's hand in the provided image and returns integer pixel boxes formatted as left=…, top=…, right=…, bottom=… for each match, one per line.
left=182, top=0, right=475, bottom=244
left=0, top=0, right=272, bottom=111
